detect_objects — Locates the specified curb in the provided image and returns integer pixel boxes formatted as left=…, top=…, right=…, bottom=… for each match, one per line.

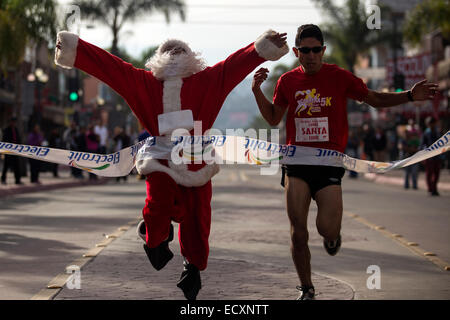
left=363, top=173, right=450, bottom=191
left=0, top=178, right=111, bottom=198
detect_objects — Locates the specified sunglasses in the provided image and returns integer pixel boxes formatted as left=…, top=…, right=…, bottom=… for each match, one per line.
left=297, top=46, right=323, bottom=54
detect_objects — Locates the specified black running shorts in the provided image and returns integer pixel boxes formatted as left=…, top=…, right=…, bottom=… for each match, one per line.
left=281, top=164, right=345, bottom=200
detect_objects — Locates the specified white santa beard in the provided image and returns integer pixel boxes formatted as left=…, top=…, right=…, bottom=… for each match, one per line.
left=146, top=52, right=205, bottom=80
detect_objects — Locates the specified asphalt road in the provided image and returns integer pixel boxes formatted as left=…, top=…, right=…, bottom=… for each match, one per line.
left=0, top=165, right=449, bottom=299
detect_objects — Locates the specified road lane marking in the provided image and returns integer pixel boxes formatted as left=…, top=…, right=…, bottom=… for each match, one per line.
left=345, top=211, right=450, bottom=272
left=30, top=218, right=141, bottom=300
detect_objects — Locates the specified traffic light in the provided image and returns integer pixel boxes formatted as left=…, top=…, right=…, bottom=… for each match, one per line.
left=393, top=73, right=405, bottom=92
left=69, top=91, right=79, bottom=102
left=67, top=76, right=79, bottom=102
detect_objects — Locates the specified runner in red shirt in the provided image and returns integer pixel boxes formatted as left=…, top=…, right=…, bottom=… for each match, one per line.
left=252, top=24, right=438, bottom=300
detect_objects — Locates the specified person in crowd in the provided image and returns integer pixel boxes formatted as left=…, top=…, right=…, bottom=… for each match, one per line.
left=1, top=117, right=23, bottom=185
left=94, top=119, right=109, bottom=154
left=402, top=121, right=421, bottom=189
left=373, top=126, right=387, bottom=162
left=63, top=121, right=84, bottom=179
left=421, top=116, right=442, bottom=196
left=362, top=123, right=375, bottom=161
left=113, top=126, right=131, bottom=182
left=85, top=123, right=100, bottom=180
left=27, top=124, right=44, bottom=184
left=48, top=128, right=62, bottom=178
left=346, top=129, right=360, bottom=178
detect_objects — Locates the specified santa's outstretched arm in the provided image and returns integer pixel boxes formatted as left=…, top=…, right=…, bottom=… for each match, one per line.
left=208, top=30, right=289, bottom=99
left=54, top=31, right=157, bottom=108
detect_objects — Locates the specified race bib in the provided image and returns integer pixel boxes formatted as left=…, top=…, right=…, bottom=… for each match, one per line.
left=295, top=117, right=329, bottom=142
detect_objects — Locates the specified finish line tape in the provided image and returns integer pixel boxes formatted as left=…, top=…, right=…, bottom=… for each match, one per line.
left=1, top=131, right=448, bottom=177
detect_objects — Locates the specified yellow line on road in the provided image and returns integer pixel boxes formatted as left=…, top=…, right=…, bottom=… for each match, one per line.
left=345, top=212, right=450, bottom=272
left=30, top=218, right=141, bottom=300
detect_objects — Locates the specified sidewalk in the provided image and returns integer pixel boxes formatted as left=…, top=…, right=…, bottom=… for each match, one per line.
left=0, top=166, right=110, bottom=198
left=362, top=167, right=450, bottom=192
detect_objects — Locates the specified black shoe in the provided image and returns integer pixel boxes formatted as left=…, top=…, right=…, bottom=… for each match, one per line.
left=296, top=285, right=315, bottom=300
left=143, top=224, right=174, bottom=271
left=177, top=259, right=201, bottom=300
left=323, top=234, right=341, bottom=256
left=431, top=191, right=440, bottom=196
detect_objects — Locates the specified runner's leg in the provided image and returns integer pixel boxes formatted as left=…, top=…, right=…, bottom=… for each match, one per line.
left=143, top=172, right=180, bottom=248
left=285, top=176, right=313, bottom=287
left=178, top=181, right=212, bottom=271
left=315, top=185, right=343, bottom=243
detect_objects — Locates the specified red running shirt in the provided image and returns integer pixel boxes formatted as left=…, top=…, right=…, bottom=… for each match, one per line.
left=273, top=63, right=368, bottom=153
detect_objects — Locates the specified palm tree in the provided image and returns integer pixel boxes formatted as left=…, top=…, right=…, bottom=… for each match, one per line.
left=0, top=0, right=57, bottom=134
left=403, top=0, right=450, bottom=46
left=73, top=0, right=186, bottom=56
left=311, top=0, right=394, bottom=73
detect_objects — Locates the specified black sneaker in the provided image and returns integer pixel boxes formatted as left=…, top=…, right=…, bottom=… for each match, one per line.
left=177, top=259, right=202, bottom=300
left=142, top=224, right=174, bottom=271
left=296, top=286, right=315, bottom=300
left=323, top=234, right=341, bottom=256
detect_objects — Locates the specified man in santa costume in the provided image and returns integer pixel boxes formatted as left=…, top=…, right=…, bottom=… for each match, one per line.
left=55, top=29, right=288, bottom=299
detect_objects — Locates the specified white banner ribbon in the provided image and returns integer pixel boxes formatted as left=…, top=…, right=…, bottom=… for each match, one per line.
left=1, top=131, right=448, bottom=177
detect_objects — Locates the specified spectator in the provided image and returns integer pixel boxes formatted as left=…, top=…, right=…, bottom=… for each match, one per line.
left=113, top=126, right=131, bottom=182
left=94, top=119, right=108, bottom=154
left=63, top=121, right=83, bottom=179
left=386, top=129, right=399, bottom=161
left=1, top=117, right=23, bottom=185
left=86, top=124, right=99, bottom=180
left=373, top=126, right=387, bottom=162
left=421, top=116, right=442, bottom=196
left=402, top=123, right=420, bottom=190
left=362, top=123, right=375, bottom=161
left=48, top=128, right=62, bottom=178
left=346, top=129, right=360, bottom=178
left=27, top=124, right=44, bottom=184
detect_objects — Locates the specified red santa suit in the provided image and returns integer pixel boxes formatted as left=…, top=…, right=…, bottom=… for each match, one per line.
left=55, top=30, right=288, bottom=271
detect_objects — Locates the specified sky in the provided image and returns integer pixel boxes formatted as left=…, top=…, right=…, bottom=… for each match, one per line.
left=58, top=0, right=325, bottom=70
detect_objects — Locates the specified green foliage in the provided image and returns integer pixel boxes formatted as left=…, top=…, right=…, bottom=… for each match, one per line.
left=0, top=0, right=57, bottom=69
left=73, top=0, right=186, bottom=54
left=311, top=0, right=395, bottom=72
left=403, top=0, right=450, bottom=45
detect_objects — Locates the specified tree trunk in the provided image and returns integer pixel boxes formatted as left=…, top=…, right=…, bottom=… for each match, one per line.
left=111, top=8, right=119, bottom=56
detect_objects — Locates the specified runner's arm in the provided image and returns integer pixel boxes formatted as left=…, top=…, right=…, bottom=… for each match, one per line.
left=252, top=68, right=286, bottom=126
left=54, top=31, right=154, bottom=107
left=363, top=79, right=438, bottom=109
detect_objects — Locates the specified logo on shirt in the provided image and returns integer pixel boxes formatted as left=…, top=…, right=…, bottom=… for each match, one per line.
left=294, top=88, right=332, bottom=116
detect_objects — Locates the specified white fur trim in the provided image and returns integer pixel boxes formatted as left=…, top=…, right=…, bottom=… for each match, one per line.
left=54, top=31, right=79, bottom=69
left=162, top=78, right=183, bottom=113
left=135, top=159, right=220, bottom=187
left=254, top=29, right=289, bottom=61
left=158, top=110, right=194, bottom=136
